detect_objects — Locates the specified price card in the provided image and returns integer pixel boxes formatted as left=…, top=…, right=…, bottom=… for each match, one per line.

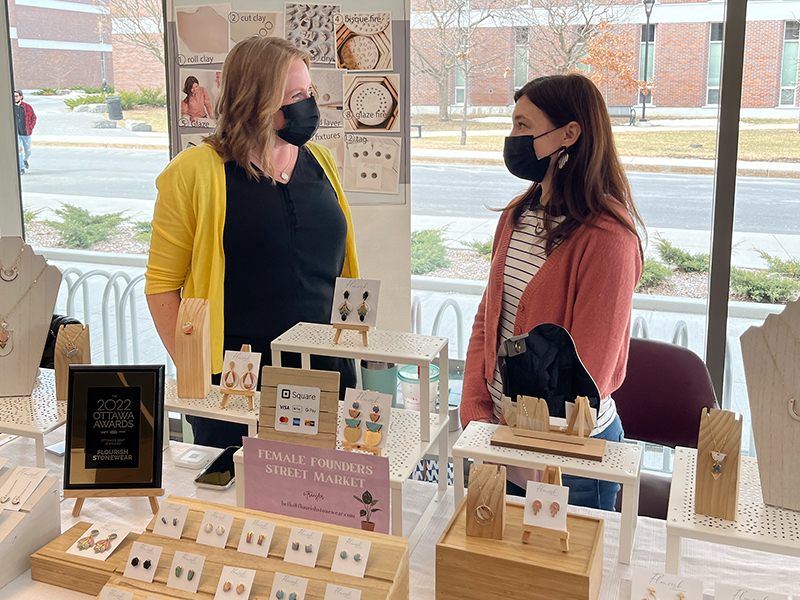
left=196, top=509, right=235, bottom=548
left=523, top=480, right=569, bottom=532
left=270, top=573, right=309, bottom=600
left=166, top=551, right=205, bottom=594
left=283, top=527, right=323, bottom=568
left=715, top=583, right=789, bottom=600
left=325, top=584, right=362, bottom=600
left=0, top=466, right=48, bottom=511
left=214, top=566, right=256, bottom=600
left=275, top=384, right=321, bottom=435
left=99, top=588, right=132, bottom=600
left=66, top=522, right=132, bottom=562
left=331, top=536, right=371, bottom=578
left=631, top=568, right=703, bottom=600
left=123, top=542, right=163, bottom=583
left=153, top=502, right=189, bottom=539
left=237, top=518, right=276, bottom=557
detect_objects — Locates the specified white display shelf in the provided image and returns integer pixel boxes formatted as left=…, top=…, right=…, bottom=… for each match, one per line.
left=269, top=322, right=451, bottom=549
left=452, top=421, right=642, bottom=564
left=0, top=369, right=65, bottom=467
left=164, top=378, right=260, bottom=437
left=665, top=447, right=800, bottom=574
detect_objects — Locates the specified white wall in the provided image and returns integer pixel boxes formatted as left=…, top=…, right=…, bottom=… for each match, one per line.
left=0, top=1, right=22, bottom=238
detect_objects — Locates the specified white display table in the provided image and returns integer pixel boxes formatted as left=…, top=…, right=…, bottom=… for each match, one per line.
left=666, top=447, right=800, bottom=574
left=452, top=421, right=642, bottom=564
left=163, top=378, right=260, bottom=437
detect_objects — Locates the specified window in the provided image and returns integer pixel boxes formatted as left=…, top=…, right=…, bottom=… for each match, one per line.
left=455, top=64, right=466, bottom=105
left=707, top=23, right=724, bottom=105
left=780, top=21, right=799, bottom=106
left=639, top=23, right=656, bottom=104
left=514, top=27, right=529, bottom=90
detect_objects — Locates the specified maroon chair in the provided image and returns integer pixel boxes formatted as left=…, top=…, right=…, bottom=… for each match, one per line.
left=613, top=337, right=719, bottom=519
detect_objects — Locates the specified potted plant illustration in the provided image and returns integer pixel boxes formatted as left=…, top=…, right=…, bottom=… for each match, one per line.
left=354, top=490, right=380, bottom=531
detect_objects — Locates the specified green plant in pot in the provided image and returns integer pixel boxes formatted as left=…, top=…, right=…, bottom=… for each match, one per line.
left=354, top=490, right=380, bottom=531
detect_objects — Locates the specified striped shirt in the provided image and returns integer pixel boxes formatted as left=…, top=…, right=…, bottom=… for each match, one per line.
left=486, top=204, right=617, bottom=435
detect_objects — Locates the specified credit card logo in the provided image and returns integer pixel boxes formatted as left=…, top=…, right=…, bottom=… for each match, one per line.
left=293, top=418, right=301, bottom=426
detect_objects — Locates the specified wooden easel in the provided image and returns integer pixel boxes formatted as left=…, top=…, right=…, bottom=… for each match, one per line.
left=517, top=396, right=550, bottom=432
left=694, top=407, right=742, bottom=521
left=521, top=466, right=569, bottom=552
left=332, top=323, right=370, bottom=346
left=175, top=298, right=211, bottom=399
left=220, top=344, right=256, bottom=410
left=466, top=463, right=506, bottom=539
left=64, top=487, right=164, bottom=518
left=54, top=324, right=90, bottom=401
left=565, top=396, right=594, bottom=438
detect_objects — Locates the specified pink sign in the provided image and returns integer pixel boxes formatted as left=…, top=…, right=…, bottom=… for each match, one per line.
left=243, top=437, right=391, bottom=534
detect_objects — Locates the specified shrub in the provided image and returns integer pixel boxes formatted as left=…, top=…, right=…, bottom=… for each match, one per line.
left=73, top=85, right=114, bottom=94
left=411, top=228, right=450, bottom=275
left=655, top=236, right=709, bottom=273
left=23, top=207, right=44, bottom=225
left=756, top=249, right=800, bottom=279
left=45, top=203, right=128, bottom=249
left=729, top=267, right=799, bottom=304
left=636, top=259, right=673, bottom=290
left=32, top=88, right=57, bottom=96
left=119, top=90, right=140, bottom=110
left=134, top=221, right=152, bottom=245
left=137, top=87, right=167, bottom=107
left=64, top=94, right=107, bottom=109
left=464, top=237, right=493, bottom=261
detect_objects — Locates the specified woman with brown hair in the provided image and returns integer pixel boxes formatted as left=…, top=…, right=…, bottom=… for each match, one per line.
left=146, top=36, right=359, bottom=447
left=460, top=74, right=644, bottom=510
left=180, top=75, right=214, bottom=122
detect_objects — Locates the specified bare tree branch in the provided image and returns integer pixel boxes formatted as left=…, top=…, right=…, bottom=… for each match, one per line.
left=104, top=0, right=165, bottom=65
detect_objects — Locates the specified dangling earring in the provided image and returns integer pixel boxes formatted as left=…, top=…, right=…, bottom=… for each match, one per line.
left=339, top=290, right=352, bottom=321
left=222, top=361, right=238, bottom=388
left=357, top=291, right=370, bottom=322
left=241, top=363, right=257, bottom=390
left=557, top=146, right=569, bottom=170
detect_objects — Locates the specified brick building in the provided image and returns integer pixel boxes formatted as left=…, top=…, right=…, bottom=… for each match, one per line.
left=411, top=0, right=800, bottom=117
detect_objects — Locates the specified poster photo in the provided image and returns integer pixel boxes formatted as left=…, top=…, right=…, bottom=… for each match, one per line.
left=343, top=134, right=400, bottom=195
left=175, top=4, right=230, bottom=65
left=311, top=128, right=344, bottom=180
left=334, top=12, right=392, bottom=71
left=343, top=74, right=399, bottom=132
left=228, top=11, right=283, bottom=44
left=180, top=133, right=210, bottom=151
left=178, top=68, right=220, bottom=128
left=311, top=68, right=344, bottom=128
left=284, top=3, right=341, bottom=65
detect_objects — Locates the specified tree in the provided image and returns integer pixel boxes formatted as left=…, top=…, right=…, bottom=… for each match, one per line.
left=411, top=0, right=502, bottom=129
left=104, top=0, right=165, bottom=65
left=579, top=22, right=639, bottom=103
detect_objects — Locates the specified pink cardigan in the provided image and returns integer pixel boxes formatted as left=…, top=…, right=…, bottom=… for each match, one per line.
left=460, top=207, right=643, bottom=427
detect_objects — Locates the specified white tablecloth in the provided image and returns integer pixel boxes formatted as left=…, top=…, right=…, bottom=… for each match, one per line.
left=1, top=430, right=798, bottom=599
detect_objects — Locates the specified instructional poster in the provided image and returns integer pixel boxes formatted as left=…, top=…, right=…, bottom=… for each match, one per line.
left=165, top=0, right=409, bottom=206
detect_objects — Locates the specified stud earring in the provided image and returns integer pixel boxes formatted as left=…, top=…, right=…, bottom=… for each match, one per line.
left=357, top=291, right=370, bottom=322
left=246, top=531, right=253, bottom=544
left=339, top=290, right=352, bottom=321
left=187, top=569, right=195, bottom=581
left=175, top=566, right=183, bottom=577
left=241, top=363, right=257, bottom=390
left=173, top=517, right=179, bottom=526
left=291, top=541, right=300, bottom=551
left=550, top=501, right=560, bottom=517
left=223, top=581, right=232, bottom=592
left=257, top=533, right=265, bottom=546
left=216, top=525, right=226, bottom=536
left=354, top=553, right=361, bottom=562
left=143, top=559, right=151, bottom=569
left=276, top=591, right=285, bottom=599
left=222, top=361, right=238, bottom=388
left=131, top=557, right=140, bottom=567
left=532, top=500, right=542, bottom=516
left=237, top=583, right=246, bottom=595
left=305, top=543, right=313, bottom=553
left=204, top=523, right=214, bottom=533
left=557, top=146, right=569, bottom=170
left=161, top=516, right=167, bottom=524
left=289, top=593, right=297, bottom=600
left=340, top=550, right=347, bottom=559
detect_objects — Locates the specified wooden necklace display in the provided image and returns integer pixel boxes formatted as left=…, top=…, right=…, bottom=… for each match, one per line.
left=466, top=463, right=506, bottom=540
left=694, top=407, right=742, bottom=521
left=175, top=298, right=212, bottom=399
left=54, top=323, right=91, bottom=401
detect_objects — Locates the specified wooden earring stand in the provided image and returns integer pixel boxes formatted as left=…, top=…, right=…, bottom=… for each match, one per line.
left=65, top=487, right=164, bottom=518
left=220, top=344, right=256, bottom=410
left=466, top=463, right=506, bottom=539
left=565, top=396, right=594, bottom=438
left=521, top=466, right=569, bottom=552
left=694, top=407, right=742, bottom=521
left=54, top=324, right=91, bottom=401
left=175, top=298, right=211, bottom=399
left=332, top=323, right=370, bottom=346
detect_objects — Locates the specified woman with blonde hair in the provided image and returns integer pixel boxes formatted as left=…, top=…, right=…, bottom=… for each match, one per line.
left=146, top=36, right=359, bottom=447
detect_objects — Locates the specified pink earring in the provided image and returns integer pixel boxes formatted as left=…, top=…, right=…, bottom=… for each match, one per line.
left=532, top=500, right=542, bottom=515
left=550, top=501, right=560, bottom=517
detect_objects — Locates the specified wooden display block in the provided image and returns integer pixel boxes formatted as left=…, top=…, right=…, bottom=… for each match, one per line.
left=518, top=396, right=549, bottom=432
left=175, top=298, right=212, bottom=399
left=30, top=521, right=140, bottom=596
left=491, top=425, right=607, bottom=462
left=694, top=407, right=742, bottom=521
left=258, top=365, right=340, bottom=449
left=465, top=464, right=506, bottom=539
left=54, top=323, right=90, bottom=401
left=437, top=500, right=603, bottom=600
left=99, top=495, right=408, bottom=600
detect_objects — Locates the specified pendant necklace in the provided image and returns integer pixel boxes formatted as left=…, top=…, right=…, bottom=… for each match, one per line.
left=474, top=467, right=501, bottom=526
left=758, top=328, right=800, bottom=421
left=705, top=411, right=729, bottom=480
left=0, top=263, right=49, bottom=355
left=0, top=245, right=24, bottom=282
left=61, top=326, right=84, bottom=358
left=276, top=147, right=295, bottom=182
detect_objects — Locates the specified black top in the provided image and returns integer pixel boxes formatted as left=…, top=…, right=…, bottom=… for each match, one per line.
left=14, top=104, right=26, bottom=136
left=222, top=148, right=355, bottom=394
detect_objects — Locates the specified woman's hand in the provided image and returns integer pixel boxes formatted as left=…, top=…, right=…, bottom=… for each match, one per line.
left=146, top=290, right=182, bottom=362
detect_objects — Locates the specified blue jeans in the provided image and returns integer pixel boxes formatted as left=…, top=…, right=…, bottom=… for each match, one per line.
left=19, top=136, right=31, bottom=162
left=17, top=137, right=24, bottom=173
left=561, top=414, right=625, bottom=511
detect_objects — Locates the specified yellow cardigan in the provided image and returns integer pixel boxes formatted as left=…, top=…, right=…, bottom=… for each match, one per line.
left=145, top=142, right=360, bottom=373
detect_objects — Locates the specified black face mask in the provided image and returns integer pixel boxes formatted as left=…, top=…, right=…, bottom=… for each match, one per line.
left=276, top=96, right=320, bottom=146
left=503, top=127, right=562, bottom=182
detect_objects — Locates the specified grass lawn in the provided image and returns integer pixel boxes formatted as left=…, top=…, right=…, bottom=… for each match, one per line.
left=123, top=107, right=168, bottom=133
left=412, top=129, right=800, bottom=162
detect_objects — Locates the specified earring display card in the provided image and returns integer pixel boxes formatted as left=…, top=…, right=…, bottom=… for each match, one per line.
left=339, top=389, right=392, bottom=451
left=166, top=551, right=205, bottom=594
left=275, top=384, right=321, bottom=436
left=715, top=583, right=789, bottom=600
left=214, top=566, right=256, bottom=600
left=66, top=523, right=132, bottom=561
left=283, top=527, right=323, bottom=568
left=196, top=510, right=235, bottom=548
left=220, top=349, right=262, bottom=392
left=330, top=277, right=381, bottom=328
left=343, top=135, right=401, bottom=195
left=330, top=536, right=371, bottom=578
left=236, top=518, right=276, bottom=557
left=325, top=583, right=362, bottom=600
left=99, top=587, right=133, bottom=600
left=630, top=568, right=703, bottom=600
left=0, top=465, right=48, bottom=511
left=153, top=502, right=190, bottom=539
left=522, top=481, right=569, bottom=533
left=270, top=573, right=309, bottom=600
left=122, top=542, right=163, bottom=583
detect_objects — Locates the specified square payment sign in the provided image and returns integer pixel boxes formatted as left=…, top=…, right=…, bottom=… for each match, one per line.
left=275, top=384, right=321, bottom=436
